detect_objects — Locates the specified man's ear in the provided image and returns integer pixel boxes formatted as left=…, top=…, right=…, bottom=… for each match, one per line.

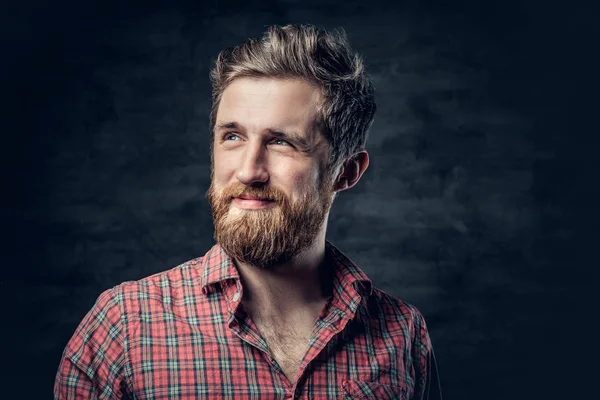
left=333, top=151, right=370, bottom=193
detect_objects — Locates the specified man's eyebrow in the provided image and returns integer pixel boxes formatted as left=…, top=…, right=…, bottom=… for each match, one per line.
left=267, top=129, right=312, bottom=150
left=214, top=121, right=241, bottom=131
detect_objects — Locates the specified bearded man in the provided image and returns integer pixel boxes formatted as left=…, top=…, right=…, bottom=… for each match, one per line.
left=55, top=24, right=442, bottom=399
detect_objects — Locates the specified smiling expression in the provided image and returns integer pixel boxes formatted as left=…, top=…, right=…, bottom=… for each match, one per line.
left=206, top=77, right=336, bottom=268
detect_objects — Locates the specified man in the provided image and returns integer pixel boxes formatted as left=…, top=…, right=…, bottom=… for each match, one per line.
left=55, top=24, right=442, bottom=399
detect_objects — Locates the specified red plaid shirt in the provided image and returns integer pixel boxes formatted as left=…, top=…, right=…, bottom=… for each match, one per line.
left=55, top=240, right=442, bottom=399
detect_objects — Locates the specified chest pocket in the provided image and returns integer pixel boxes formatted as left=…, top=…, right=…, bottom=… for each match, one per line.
left=341, top=379, right=406, bottom=400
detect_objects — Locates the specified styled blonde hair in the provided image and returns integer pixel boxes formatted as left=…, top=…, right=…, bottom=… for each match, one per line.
left=209, top=24, right=376, bottom=176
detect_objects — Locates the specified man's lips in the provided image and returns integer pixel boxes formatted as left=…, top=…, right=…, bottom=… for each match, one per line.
left=236, top=195, right=273, bottom=201
left=231, top=195, right=276, bottom=210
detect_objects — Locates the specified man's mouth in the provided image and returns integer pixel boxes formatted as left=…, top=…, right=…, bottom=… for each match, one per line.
left=232, top=195, right=276, bottom=210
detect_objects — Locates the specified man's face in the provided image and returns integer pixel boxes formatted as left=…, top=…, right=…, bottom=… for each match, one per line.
left=207, top=77, right=336, bottom=268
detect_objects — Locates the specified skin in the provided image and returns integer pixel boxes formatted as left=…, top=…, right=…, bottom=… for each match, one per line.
left=208, top=76, right=369, bottom=382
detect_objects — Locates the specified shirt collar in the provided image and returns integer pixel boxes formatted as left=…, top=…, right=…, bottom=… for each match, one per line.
left=199, top=240, right=373, bottom=303
left=325, top=240, right=373, bottom=296
left=199, top=242, right=240, bottom=295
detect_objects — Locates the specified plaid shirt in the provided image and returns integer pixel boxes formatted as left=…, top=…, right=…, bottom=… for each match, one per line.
left=55, top=240, right=442, bottom=399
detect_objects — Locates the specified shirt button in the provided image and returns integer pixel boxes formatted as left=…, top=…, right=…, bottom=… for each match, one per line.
left=232, top=292, right=240, bottom=302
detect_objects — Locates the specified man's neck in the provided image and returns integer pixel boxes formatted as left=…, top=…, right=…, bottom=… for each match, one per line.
left=235, top=238, right=333, bottom=316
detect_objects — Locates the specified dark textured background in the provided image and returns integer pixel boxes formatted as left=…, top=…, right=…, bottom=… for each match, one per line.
left=2, top=0, right=597, bottom=398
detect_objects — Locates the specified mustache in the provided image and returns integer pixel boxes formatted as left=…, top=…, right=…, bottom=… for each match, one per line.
left=220, top=184, right=287, bottom=203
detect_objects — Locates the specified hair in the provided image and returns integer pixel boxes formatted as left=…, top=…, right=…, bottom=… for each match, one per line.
left=209, top=24, right=376, bottom=178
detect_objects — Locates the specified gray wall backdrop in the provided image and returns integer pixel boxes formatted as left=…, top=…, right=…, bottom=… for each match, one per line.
left=2, top=0, right=597, bottom=398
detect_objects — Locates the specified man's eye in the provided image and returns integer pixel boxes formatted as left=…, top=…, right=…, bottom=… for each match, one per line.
left=272, top=139, right=290, bottom=146
left=224, top=133, right=240, bottom=141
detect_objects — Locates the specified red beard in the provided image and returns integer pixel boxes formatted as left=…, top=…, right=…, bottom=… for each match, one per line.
left=207, top=176, right=334, bottom=268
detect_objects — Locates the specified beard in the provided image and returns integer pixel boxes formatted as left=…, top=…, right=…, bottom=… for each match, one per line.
left=207, top=171, right=335, bottom=269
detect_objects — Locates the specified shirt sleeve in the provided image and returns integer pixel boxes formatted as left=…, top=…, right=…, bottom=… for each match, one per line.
left=54, top=286, right=130, bottom=399
left=412, top=310, right=443, bottom=400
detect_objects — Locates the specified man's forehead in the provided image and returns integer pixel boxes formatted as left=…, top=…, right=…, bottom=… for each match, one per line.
left=218, top=77, right=320, bottom=114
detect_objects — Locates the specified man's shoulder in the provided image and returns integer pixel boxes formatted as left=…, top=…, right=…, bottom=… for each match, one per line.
left=96, top=255, right=209, bottom=312
left=366, top=286, right=427, bottom=327
left=125, top=256, right=206, bottom=290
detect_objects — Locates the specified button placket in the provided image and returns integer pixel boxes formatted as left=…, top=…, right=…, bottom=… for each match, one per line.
left=223, top=280, right=243, bottom=313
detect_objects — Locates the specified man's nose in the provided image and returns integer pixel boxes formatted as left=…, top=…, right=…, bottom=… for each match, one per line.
left=235, top=142, right=269, bottom=185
